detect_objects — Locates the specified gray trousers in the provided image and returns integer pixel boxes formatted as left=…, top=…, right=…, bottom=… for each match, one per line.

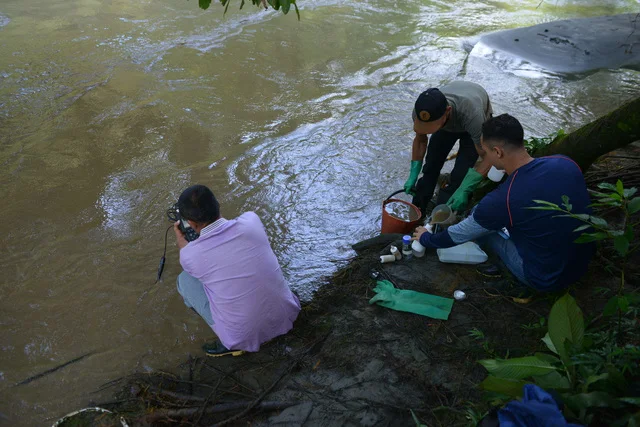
left=177, top=271, right=215, bottom=325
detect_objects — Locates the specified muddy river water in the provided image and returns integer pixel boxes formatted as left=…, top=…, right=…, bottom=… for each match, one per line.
left=0, top=0, right=639, bottom=423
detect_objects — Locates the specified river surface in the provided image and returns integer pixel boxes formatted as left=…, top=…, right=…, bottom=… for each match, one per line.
left=1, top=0, right=639, bottom=424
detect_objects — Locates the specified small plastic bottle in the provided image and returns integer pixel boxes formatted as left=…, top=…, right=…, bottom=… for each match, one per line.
left=380, top=255, right=396, bottom=264
left=412, top=239, right=426, bottom=258
left=402, top=235, right=413, bottom=260
left=390, top=245, right=402, bottom=260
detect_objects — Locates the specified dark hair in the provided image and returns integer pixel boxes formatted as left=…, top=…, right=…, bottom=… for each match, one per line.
left=481, top=114, right=524, bottom=148
left=178, top=185, right=220, bottom=224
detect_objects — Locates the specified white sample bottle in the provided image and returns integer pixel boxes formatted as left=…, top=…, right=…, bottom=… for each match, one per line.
left=411, top=239, right=426, bottom=258
left=390, top=245, right=402, bottom=260
left=380, top=255, right=396, bottom=264
left=402, top=235, right=413, bottom=260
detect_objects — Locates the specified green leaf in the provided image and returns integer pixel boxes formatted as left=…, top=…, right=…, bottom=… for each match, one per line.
left=598, top=182, right=617, bottom=191
left=625, top=225, right=634, bottom=242
left=565, top=392, right=622, bottom=411
left=614, top=235, right=630, bottom=257
left=603, top=296, right=619, bottom=317
left=529, top=207, right=562, bottom=211
left=542, top=332, right=558, bottom=354
left=480, top=375, right=527, bottom=397
left=617, top=180, right=625, bottom=196
left=575, top=232, right=608, bottom=244
left=589, top=216, right=608, bottom=227
left=280, top=0, right=291, bottom=13
left=574, top=225, right=591, bottom=233
left=532, top=199, right=560, bottom=208
left=533, top=371, right=570, bottom=390
left=583, top=373, right=610, bottom=392
left=556, top=213, right=591, bottom=222
left=623, top=188, right=637, bottom=198
left=478, top=356, right=558, bottom=379
left=620, top=397, right=640, bottom=406
left=548, top=294, right=584, bottom=361
left=293, top=1, right=300, bottom=20
left=534, top=352, right=560, bottom=364
left=561, top=195, right=572, bottom=211
left=618, top=295, right=630, bottom=313
left=628, top=412, right=640, bottom=427
left=199, top=0, right=212, bottom=9
left=410, top=409, right=427, bottom=427
left=629, top=197, right=640, bottom=215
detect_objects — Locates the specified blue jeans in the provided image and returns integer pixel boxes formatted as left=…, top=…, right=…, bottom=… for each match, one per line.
left=177, top=271, right=214, bottom=326
left=477, top=233, right=530, bottom=287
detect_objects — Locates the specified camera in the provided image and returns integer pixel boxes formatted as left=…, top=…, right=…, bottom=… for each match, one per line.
left=167, top=203, right=200, bottom=242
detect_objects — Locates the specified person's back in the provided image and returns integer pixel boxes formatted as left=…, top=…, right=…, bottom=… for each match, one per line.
left=179, top=211, right=300, bottom=352
left=475, top=155, right=595, bottom=290
left=414, top=115, right=595, bottom=295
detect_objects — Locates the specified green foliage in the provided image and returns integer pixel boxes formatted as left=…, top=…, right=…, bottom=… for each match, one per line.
left=524, top=129, right=565, bottom=153
left=469, top=327, right=497, bottom=356
left=479, top=356, right=559, bottom=379
left=478, top=294, right=640, bottom=425
left=548, top=293, right=584, bottom=362
left=521, top=317, right=546, bottom=331
left=196, top=0, right=300, bottom=18
left=409, top=409, right=427, bottom=427
left=531, top=180, right=638, bottom=322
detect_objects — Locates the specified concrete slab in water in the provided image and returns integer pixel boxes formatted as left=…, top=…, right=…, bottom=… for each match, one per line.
left=475, top=13, right=640, bottom=74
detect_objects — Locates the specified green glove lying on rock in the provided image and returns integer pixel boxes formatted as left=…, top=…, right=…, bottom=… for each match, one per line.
left=403, top=160, right=423, bottom=196
left=369, top=280, right=454, bottom=320
left=446, top=168, right=484, bottom=212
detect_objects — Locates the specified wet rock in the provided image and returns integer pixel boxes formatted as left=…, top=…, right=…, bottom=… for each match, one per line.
left=473, top=13, right=640, bottom=74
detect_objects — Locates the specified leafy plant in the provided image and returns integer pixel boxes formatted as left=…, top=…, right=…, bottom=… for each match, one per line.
left=198, top=0, right=300, bottom=18
left=530, top=180, right=639, bottom=341
left=469, top=327, right=497, bottom=356
left=478, top=294, right=640, bottom=425
left=525, top=129, right=565, bottom=153
left=468, top=327, right=485, bottom=340
left=521, top=317, right=546, bottom=331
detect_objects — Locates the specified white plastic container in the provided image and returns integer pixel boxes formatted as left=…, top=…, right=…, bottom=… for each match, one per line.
left=390, top=246, right=402, bottom=260
left=380, top=255, right=396, bottom=264
left=411, top=240, right=426, bottom=257
left=488, top=166, right=505, bottom=182
left=437, top=242, right=488, bottom=265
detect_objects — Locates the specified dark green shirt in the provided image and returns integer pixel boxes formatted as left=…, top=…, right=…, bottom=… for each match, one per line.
left=440, top=81, right=493, bottom=146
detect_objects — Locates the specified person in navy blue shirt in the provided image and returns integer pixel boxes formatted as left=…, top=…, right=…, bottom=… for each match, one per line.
left=412, top=114, right=595, bottom=292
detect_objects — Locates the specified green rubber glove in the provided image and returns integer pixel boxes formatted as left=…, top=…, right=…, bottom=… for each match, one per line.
left=446, top=168, right=484, bottom=212
left=404, top=160, right=422, bottom=196
left=369, top=280, right=454, bottom=320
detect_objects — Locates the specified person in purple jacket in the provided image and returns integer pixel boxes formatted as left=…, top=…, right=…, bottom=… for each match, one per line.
left=173, top=185, right=301, bottom=357
left=412, top=114, right=595, bottom=295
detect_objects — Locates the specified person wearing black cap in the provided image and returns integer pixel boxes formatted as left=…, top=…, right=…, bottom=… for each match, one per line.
left=404, top=81, right=493, bottom=215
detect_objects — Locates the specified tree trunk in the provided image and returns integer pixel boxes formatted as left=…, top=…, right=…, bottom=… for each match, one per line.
left=535, top=95, right=640, bottom=171
left=471, top=95, right=640, bottom=202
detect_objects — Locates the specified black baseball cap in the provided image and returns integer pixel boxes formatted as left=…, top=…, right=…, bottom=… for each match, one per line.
left=413, top=88, right=448, bottom=122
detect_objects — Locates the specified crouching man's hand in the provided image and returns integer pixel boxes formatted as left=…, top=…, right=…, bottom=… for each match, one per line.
left=412, top=226, right=428, bottom=242
left=174, top=221, right=188, bottom=250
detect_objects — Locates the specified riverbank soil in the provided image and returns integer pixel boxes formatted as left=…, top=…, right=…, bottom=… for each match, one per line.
left=84, top=151, right=639, bottom=427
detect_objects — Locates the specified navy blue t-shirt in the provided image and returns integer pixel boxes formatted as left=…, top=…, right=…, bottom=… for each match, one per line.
left=474, top=156, right=595, bottom=291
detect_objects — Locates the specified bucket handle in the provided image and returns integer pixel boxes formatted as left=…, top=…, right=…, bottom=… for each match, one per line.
left=385, top=189, right=407, bottom=201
